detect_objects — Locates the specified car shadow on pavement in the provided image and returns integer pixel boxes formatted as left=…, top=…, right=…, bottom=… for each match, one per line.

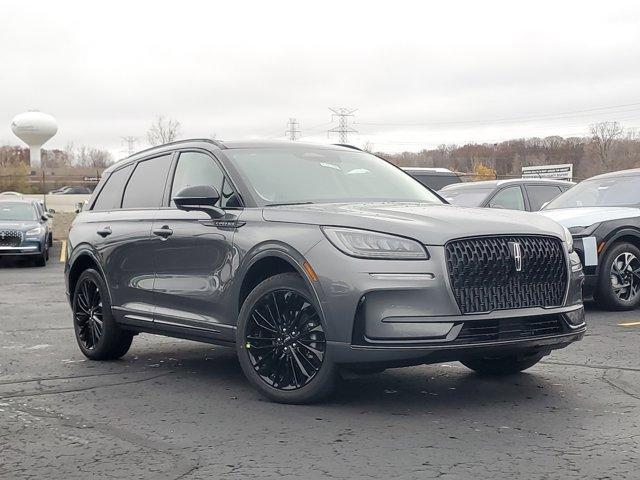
left=113, top=341, right=571, bottom=412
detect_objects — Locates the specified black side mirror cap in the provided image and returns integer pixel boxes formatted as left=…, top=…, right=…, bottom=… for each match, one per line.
left=173, top=185, right=225, bottom=219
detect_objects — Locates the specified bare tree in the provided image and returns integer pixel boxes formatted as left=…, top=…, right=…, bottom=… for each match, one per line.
left=147, top=115, right=181, bottom=146
left=361, top=141, right=374, bottom=153
left=73, top=146, right=113, bottom=168
left=590, top=121, right=624, bottom=165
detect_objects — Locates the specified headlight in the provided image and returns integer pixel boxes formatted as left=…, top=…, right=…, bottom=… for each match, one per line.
left=25, top=226, right=44, bottom=237
left=568, top=223, right=601, bottom=237
left=321, top=227, right=428, bottom=260
left=561, top=226, right=574, bottom=253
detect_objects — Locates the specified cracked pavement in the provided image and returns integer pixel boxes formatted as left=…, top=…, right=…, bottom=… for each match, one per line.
left=1, top=248, right=639, bottom=479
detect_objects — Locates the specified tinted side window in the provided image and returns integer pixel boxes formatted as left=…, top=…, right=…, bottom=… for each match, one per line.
left=488, top=186, right=525, bottom=210
left=527, top=185, right=562, bottom=211
left=92, top=164, right=134, bottom=211
left=122, top=155, right=173, bottom=209
left=170, top=151, right=239, bottom=208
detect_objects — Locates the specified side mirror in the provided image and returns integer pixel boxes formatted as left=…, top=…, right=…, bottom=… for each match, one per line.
left=173, top=185, right=224, bottom=219
left=41, top=215, right=49, bottom=222
left=48, top=208, right=55, bottom=214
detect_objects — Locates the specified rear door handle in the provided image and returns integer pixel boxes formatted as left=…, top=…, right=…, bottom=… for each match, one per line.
left=153, top=226, right=173, bottom=239
left=96, top=226, right=112, bottom=237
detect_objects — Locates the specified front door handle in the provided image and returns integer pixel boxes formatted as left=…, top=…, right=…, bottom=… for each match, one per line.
left=153, top=226, right=173, bottom=239
left=96, top=226, right=112, bottom=237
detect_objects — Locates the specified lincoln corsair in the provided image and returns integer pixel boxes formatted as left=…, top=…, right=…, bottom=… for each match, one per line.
left=65, top=140, right=586, bottom=403
left=0, top=198, right=52, bottom=266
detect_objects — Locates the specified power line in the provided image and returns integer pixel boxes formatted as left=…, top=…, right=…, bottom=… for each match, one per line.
left=328, top=107, right=358, bottom=143
left=356, top=101, right=640, bottom=128
left=285, top=118, right=302, bottom=141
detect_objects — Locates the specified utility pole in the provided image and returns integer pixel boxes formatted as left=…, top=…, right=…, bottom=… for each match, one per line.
left=328, top=107, right=358, bottom=144
left=285, top=118, right=301, bottom=141
left=121, top=136, right=138, bottom=156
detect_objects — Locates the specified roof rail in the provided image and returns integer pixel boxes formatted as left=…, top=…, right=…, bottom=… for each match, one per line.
left=332, top=143, right=363, bottom=151
left=126, top=138, right=226, bottom=159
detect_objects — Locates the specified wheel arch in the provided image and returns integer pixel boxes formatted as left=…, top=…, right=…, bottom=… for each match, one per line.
left=234, top=242, right=324, bottom=318
left=67, top=246, right=111, bottom=303
left=599, top=227, right=640, bottom=265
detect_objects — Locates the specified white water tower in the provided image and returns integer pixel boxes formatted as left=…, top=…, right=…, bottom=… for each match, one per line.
left=11, top=111, right=58, bottom=168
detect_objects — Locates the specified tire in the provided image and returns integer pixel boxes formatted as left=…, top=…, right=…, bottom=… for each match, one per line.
left=461, top=351, right=544, bottom=375
left=34, top=249, right=47, bottom=267
left=72, top=269, right=133, bottom=360
left=236, top=272, right=337, bottom=404
left=595, top=242, right=640, bottom=311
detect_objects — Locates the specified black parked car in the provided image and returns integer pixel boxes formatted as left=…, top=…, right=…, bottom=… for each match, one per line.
left=65, top=140, right=584, bottom=403
left=440, top=178, right=574, bottom=211
left=541, top=168, right=640, bottom=310
left=0, top=198, right=52, bottom=266
left=50, top=186, right=93, bottom=195
left=402, top=167, right=461, bottom=190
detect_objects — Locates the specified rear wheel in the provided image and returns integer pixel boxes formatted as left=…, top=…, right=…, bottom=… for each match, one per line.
left=461, top=352, right=544, bottom=375
left=72, top=269, right=133, bottom=360
left=237, top=273, right=337, bottom=404
left=595, top=242, right=640, bottom=311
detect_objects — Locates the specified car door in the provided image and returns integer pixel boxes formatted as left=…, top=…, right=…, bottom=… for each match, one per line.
left=151, top=150, right=242, bottom=341
left=487, top=185, right=527, bottom=211
left=90, top=154, right=173, bottom=325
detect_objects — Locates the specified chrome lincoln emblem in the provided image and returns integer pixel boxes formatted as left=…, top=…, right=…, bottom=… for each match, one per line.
left=508, top=241, right=523, bottom=272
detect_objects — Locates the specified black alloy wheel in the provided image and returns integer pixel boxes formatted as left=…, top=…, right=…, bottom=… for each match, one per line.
left=74, top=277, right=104, bottom=350
left=72, top=269, right=133, bottom=360
left=245, top=289, right=326, bottom=390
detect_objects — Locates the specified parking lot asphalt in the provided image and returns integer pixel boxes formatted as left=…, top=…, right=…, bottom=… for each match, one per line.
left=1, top=246, right=639, bottom=480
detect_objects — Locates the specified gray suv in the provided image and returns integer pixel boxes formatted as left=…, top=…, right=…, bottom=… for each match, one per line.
left=65, top=140, right=585, bottom=403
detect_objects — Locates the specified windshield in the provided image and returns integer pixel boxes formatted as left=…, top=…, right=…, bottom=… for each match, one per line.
left=545, top=175, right=640, bottom=209
left=439, top=186, right=494, bottom=206
left=0, top=202, right=37, bottom=221
left=224, top=148, right=443, bottom=206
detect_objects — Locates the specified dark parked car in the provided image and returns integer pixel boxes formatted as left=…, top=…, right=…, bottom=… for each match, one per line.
left=65, top=140, right=585, bottom=403
left=540, top=168, right=640, bottom=310
left=402, top=167, right=461, bottom=190
left=439, top=178, right=574, bottom=211
left=50, top=186, right=93, bottom=195
left=0, top=198, right=52, bottom=266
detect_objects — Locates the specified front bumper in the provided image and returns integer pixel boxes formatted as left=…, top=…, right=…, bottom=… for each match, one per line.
left=304, top=239, right=585, bottom=365
left=0, top=243, right=43, bottom=256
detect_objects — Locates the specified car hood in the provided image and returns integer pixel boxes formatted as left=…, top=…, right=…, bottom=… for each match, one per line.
left=0, top=220, right=39, bottom=231
left=262, top=202, right=566, bottom=245
left=539, top=207, right=640, bottom=228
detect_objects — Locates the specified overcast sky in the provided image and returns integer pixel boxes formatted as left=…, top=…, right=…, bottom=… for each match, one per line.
left=1, top=0, right=639, bottom=159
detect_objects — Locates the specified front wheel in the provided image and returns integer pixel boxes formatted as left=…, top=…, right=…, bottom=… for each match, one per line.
left=236, top=273, right=337, bottom=404
left=34, top=248, right=47, bottom=267
left=72, top=269, right=133, bottom=360
left=461, top=352, right=544, bottom=375
left=595, top=242, right=640, bottom=311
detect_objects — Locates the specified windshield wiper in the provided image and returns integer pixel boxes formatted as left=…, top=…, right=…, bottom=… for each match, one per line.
left=265, top=201, right=314, bottom=207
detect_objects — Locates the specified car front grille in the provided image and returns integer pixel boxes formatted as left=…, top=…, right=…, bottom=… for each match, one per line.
left=455, top=315, right=564, bottom=343
left=0, top=229, right=22, bottom=247
left=445, top=235, right=567, bottom=314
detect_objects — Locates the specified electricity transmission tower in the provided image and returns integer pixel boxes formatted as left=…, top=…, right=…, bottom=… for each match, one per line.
left=285, top=118, right=302, bottom=140
left=121, top=136, right=138, bottom=156
left=328, top=107, right=358, bottom=143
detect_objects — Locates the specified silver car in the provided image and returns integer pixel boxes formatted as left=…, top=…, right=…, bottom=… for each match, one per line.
left=65, top=140, right=585, bottom=403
